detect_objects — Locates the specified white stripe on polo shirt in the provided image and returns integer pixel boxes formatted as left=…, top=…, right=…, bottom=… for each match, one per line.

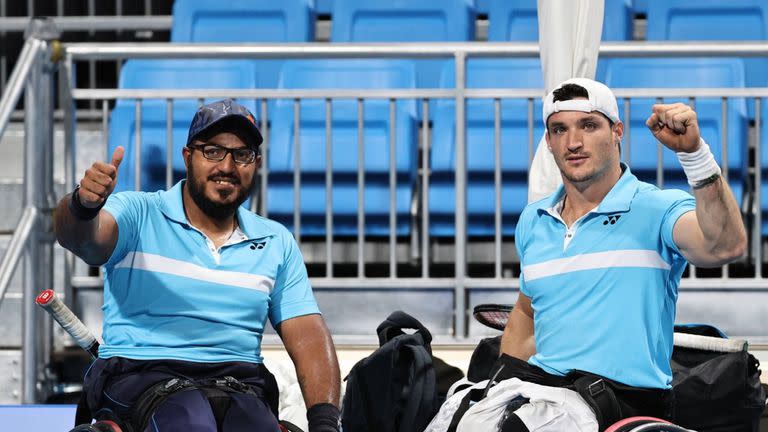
left=523, top=249, right=671, bottom=282
left=114, top=251, right=275, bottom=293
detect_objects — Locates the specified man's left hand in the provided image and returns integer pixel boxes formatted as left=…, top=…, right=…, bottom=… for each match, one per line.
left=645, top=103, right=701, bottom=153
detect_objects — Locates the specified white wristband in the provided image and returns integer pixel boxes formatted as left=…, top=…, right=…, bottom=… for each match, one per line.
left=676, top=138, right=722, bottom=187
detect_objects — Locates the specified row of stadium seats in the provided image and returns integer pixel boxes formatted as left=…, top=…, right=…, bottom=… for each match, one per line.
left=108, top=56, right=753, bottom=237
left=173, top=0, right=768, bottom=43
left=172, top=0, right=633, bottom=41
left=169, top=0, right=768, bottom=88
left=170, top=0, right=630, bottom=89
left=104, top=0, right=768, bottom=237
left=304, top=0, right=740, bottom=17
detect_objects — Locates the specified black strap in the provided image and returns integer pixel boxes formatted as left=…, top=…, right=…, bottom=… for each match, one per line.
left=498, top=413, right=530, bottom=432
left=131, top=377, right=198, bottom=431
left=446, top=387, right=486, bottom=432
left=571, top=375, right=623, bottom=430
left=200, top=387, right=232, bottom=432
left=130, top=375, right=257, bottom=432
left=397, top=343, right=436, bottom=432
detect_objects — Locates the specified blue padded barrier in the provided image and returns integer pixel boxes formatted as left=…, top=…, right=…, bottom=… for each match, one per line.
left=109, top=59, right=260, bottom=195
left=330, top=0, right=476, bottom=89
left=268, top=59, right=418, bottom=236
left=430, top=58, right=544, bottom=237
left=487, top=0, right=633, bottom=42
left=646, top=0, right=768, bottom=90
left=0, top=405, right=77, bottom=430
left=601, top=58, right=747, bottom=207
left=170, top=0, right=315, bottom=89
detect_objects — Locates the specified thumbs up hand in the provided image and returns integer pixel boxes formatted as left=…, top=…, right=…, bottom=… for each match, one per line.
left=77, top=146, right=124, bottom=208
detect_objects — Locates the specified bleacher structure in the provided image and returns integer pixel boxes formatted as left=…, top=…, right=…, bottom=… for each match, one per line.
left=0, top=0, right=767, bottom=414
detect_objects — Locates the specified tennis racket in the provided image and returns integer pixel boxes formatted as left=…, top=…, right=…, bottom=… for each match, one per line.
left=472, top=303, right=514, bottom=331
left=36, top=289, right=100, bottom=359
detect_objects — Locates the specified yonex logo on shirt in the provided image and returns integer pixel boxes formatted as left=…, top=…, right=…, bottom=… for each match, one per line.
left=603, top=214, right=621, bottom=226
left=250, top=241, right=267, bottom=250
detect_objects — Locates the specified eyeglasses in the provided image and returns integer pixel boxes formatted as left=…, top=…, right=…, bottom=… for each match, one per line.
left=188, top=144, right=257, bottom=165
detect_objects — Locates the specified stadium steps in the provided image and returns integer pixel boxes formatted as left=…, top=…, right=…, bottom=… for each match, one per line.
left=0, top=121, right=93, bottom=403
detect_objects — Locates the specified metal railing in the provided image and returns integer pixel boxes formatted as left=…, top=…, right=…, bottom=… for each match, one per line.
left=5, top=32, right=768, bottom=401
left=0, top=0, right=162, bottom=91
left=0, top=19, right=58, bottom=403
left=61, top=41, right=768, bottom=337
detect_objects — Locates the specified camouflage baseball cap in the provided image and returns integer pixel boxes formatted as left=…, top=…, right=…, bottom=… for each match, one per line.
left=186, top=99, right=263, bottom=148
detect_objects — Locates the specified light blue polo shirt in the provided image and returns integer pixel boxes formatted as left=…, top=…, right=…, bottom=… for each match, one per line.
left=99, top=181, right=320, bottom=363
left=516, top=165, right=695, bottom=389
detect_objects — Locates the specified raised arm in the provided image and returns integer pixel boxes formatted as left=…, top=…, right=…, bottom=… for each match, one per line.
left=646, top=104, right=746, bottom=267
left=276, top=314, right=341, bottom=432
left=500, top=292, right=536, bottom=361
left=54, top=146, right=124, bottom=266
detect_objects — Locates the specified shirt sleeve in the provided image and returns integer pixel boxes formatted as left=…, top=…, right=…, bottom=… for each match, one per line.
left=659, top=189, right=696, bottom=256
left=268, top=230, right=321, bottom=326
left=102, top=192, right=145, bottom=268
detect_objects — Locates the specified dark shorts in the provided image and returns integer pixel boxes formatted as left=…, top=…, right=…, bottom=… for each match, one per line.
left=82, top=357, right=280, bottom=432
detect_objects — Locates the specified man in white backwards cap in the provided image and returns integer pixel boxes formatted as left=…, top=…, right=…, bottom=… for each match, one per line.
left=477, top=78, right=745, bottom=431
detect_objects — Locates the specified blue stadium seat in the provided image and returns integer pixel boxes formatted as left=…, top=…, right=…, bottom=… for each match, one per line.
left=487, top=0, right=633, bottom=42
left=600, top=58, right=747, bottom=207
left=633, top=0, right=647, bottom=15
left=315, top=0, right=333, bottom=15
left=430, top=58, right=545, bottom=237
left=109, top=0, right=316, bottom=196
left=171, top=0, right=314, bottom=42
left=759, top=98, right=768, bottom=234
left=109, top=60, right=260, bottom=195
left=268, top=60, right=418, bottom=236
left=171, top=0, right=315, bottom=88
left=330, top=0, right=476, bottom=89
left=646, top=0, right=768, bottom=89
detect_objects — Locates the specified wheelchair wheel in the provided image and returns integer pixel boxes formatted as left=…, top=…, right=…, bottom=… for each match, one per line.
left=70, top=420, right=123, bottom=432
left=279, top=419, right=305, bottom=432
left=605, top=416, right=695, bottom=432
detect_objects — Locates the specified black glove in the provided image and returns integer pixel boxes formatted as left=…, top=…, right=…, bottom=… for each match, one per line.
left=307, top=403, right=340, bottom=432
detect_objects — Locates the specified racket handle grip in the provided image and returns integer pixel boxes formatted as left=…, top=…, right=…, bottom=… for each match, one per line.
left=36, top=289, right=100, bottom=359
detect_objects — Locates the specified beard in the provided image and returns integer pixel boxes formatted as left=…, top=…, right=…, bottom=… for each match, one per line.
left=562, top=166, right=596, bottom=183
left=186, top=162, right=254, bottom=220
left=557, top=154, right=616, bottom=186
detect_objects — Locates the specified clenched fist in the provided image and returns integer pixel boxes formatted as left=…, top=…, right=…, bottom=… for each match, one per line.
left=645, top=103, right=701, bottom=153
left=78, top=146, right=124, bottom=208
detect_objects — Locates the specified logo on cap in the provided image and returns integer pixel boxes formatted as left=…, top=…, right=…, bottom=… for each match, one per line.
left=186, top=99, right=263, bottom=148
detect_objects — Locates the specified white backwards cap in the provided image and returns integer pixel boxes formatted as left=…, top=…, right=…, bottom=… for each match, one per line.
left=543, top=77, right=620, bottom=125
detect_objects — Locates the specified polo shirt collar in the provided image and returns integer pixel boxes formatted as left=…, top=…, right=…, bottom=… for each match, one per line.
left=596, top=163, right=639, bottom=213
left=159, top=180, right=276, bottom=240
left=536, top=163, right=639, bottom=216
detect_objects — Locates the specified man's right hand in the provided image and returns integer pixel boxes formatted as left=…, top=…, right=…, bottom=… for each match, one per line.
left=78, top=146, right=124, bottom=208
